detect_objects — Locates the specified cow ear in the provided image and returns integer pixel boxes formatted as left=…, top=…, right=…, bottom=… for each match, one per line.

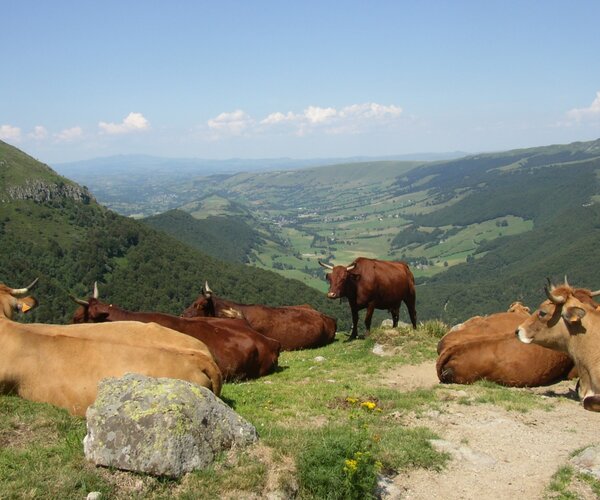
left=562, top=306, right=586, bottom=326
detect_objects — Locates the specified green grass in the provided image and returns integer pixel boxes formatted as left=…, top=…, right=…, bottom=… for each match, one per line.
left=546, top=465, right=600, bottom=499
left=0, top=321, right=591, bottom=498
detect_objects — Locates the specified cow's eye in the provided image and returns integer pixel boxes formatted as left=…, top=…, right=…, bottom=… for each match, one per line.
left=538, top=310, right=548, bottom=318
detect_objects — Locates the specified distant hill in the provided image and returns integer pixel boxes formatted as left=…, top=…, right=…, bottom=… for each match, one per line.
left=0, top=140, right=348, bottom=326
left=51, top=153, right=466, bottom=216
left=142, top=209, right=263, bottom=263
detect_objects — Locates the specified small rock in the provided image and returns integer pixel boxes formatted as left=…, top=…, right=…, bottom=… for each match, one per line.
left=87, top=493, right=101, bottom=500
left=372, top=343, right=395, bottom=357
left=570, top=445, right=600, bottom=479
left=376, top=474, right=402, bottom=499
left=314, top=356, right=326, bottom=362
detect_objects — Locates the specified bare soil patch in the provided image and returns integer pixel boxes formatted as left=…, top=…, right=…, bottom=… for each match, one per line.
left=381, top=360, right=600, bottom=500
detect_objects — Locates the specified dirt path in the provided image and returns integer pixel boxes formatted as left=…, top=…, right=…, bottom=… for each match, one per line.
left=379, top=360, right=600, bottom=500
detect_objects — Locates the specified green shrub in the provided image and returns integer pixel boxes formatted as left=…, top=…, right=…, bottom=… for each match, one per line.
left=297, top=425, right=381, bottom=499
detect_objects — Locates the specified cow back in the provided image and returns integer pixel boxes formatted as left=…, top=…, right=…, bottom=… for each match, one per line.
left=436, top=334, right=575, bottom=387
left=0, top=318, right=222, bottom=416
left=351, top=258, right=415, bottom=309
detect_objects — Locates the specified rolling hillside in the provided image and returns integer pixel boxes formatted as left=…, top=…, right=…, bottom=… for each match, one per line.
left=4, top=138, right=599, bottom=327
left=0, top=140, right=347, bottom=326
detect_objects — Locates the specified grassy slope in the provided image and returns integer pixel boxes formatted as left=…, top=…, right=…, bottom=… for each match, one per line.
left=2, top=322, right=594, bottom=498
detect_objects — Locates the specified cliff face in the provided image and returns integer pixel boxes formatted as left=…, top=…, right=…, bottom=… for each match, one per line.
left=2, top=179, right=94, bottom=204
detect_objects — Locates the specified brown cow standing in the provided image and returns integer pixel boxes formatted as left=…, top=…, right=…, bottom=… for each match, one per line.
left=436, top=300, right=581, bottom=387
left=319, top=257, right=416, bottom=339
left=181, top=283, right=337, bottom=351
left=72, top=289, right=280, bottom=381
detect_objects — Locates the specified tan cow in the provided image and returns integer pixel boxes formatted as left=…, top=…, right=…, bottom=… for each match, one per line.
left=436, top=301, right=575, bottom=386
left=0, top=280, right=222, bottom=416
left=517, top=281, right=600, bottom=411
left=437, top=302, right=531, bottom=354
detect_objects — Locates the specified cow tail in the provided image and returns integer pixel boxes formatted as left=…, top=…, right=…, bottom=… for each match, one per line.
left=435, top=347, right=456, bottom=383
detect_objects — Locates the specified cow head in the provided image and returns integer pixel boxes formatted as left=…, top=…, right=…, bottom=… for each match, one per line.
left=507, top=301, right=530, bottom=315
left=181, top=281, right=216, bottom=318
left=516, top=281, right=600, bottom=351
left=318, top=261, right=357, bottom=299
left=0, top=278, right=39, bottom=319
left=70, top=282, right=112, bottom=323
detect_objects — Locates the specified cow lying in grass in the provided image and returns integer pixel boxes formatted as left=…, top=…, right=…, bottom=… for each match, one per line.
left=0, top=279, right=222, bottom=416
left=437, top=301, right=576, bottom=387
left=182, top=282, right=336, bottom=351
left=71, top=283, right=280, bottom=381
left=517, top=281, right=600, bottom=410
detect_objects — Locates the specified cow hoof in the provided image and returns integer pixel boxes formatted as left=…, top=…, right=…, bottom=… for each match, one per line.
left=583, top=395, right=600, bottom=412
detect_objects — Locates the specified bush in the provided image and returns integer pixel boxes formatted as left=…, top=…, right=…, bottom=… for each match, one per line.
left=297, top=425, right=381, bottom=499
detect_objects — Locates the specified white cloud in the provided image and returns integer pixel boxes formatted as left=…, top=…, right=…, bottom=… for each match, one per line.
left=29, top=125, right=48, bottom=140
left=260, top=111, right=298, bottom=125
left=566, top=91, right=600, bottom=122
left=339, top=102, right=402, bottom=120
left=99, top=112, right=150, bottom=135
left=304, top=106, right=337, bottom=124
left=207, top=110, right=254, bottom=135
left=0, top=124, right=22, bottom=142
left=206, top=102, right=405, bottom=140
left=55, top=126, right=83, bottom=142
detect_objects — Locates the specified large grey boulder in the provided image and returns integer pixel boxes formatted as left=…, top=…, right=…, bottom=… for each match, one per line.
left=84, top=373, right=257, bottom=477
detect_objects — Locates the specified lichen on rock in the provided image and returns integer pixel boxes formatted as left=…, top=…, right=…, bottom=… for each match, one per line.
left=84, top=373, right=257, bottom=477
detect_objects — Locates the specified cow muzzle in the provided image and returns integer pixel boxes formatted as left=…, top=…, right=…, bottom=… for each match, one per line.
left=327, top=292, right=337, bottom=299
left=516, top=327, right=532, bottom=344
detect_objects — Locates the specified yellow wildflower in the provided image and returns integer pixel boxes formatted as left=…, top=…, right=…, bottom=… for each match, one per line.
left=361, top=401, right=377, bottom=410
left=344, top=459, right=358, bottom=471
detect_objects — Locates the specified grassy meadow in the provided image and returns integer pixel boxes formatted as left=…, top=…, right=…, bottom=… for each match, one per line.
left=3, top=321, right=595, bottom=499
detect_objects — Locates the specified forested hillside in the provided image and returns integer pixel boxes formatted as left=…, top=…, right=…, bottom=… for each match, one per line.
left=3, top=138, right=599, bottom=327
left=0, top=140, right=347, bottom=326
left=142, top=209, right=263, bottom=264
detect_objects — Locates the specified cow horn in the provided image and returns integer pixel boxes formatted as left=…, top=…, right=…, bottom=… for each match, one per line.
left=69, top=294, right=89, bottom=307
left=346, top=264, right=357, bottom=271
left=93, top=281, right=99, bottom=299
left=590, top=290, right=600, bottom=297
left=545, top=285, right=566, bottom=304
left=318, top=260, right=333, bottom=270
left=564, top=275, right=570, bottom=288
left=203, top=281, right=213, bottom=297
left=10, top=277, right=39, bottom=296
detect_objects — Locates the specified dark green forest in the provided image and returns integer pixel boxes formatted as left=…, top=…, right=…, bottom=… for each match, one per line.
left=142, top=209, right=262, bottom=264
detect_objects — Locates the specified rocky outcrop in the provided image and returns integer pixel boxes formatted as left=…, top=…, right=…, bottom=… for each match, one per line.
left=83, top=373, right=258, bottom=477
left=2, top=179, right=93, bottom=204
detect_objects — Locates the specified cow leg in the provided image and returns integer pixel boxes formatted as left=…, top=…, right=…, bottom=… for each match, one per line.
left=348, top=304, right=359, bottom=340
left=364, top=303, right=375, bottom=336
left=390, top=307, right=400, bottom=328
left=583, top=395, right=600, bottom=412
left=404, top=295, right=417, bottom=329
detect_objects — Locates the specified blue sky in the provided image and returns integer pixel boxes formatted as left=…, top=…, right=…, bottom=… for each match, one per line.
left=2, top=1, right=600, bottom=163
